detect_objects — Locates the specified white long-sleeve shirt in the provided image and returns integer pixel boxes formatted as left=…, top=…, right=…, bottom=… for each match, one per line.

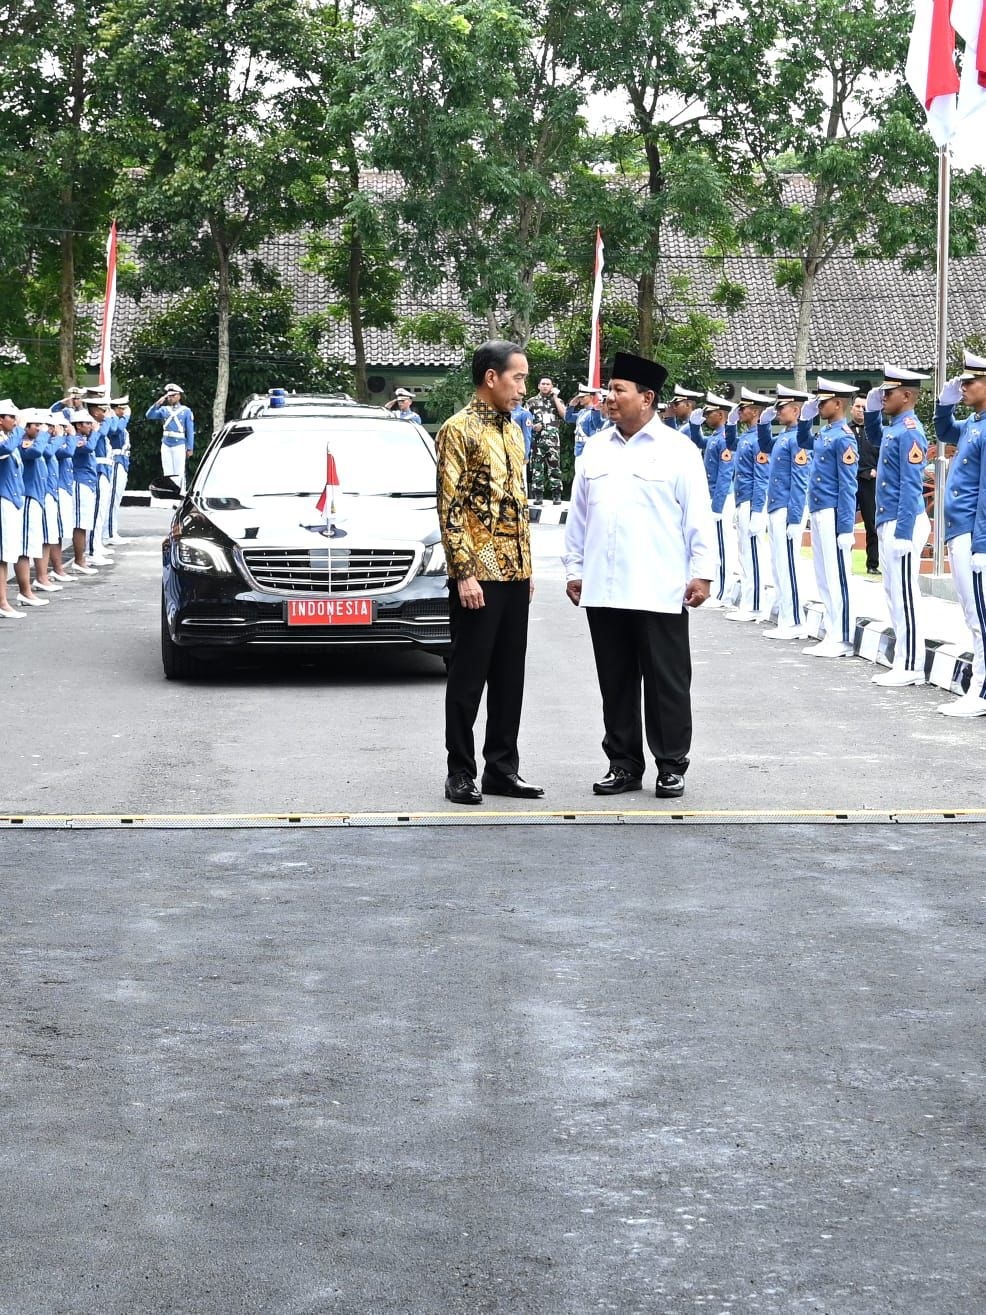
left=563, top=417, right=717, bottom=614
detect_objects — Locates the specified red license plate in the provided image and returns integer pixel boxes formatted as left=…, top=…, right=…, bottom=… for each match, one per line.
left=286, top=598, right=375, bottom=626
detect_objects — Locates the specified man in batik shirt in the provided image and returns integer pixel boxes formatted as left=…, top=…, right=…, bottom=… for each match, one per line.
left=436, top=341, right=543, bottom=805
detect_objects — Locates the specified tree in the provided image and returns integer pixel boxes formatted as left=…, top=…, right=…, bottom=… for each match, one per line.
left=691, top=0, right=986, bottom=388
left=0, top=0, right=114, bottom=387
left=116, top=286, right=349, bottom=486
left=100, top=0, right=313, bottom=430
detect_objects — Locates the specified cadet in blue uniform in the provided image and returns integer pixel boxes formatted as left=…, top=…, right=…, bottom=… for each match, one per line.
left=798, top=377, right=859, bottom=657
left=44, top=416, right=74, bottom=584
left=863, top=365, right=931, bottom=686
left=934, top=349, right=986, bottom=716
left=386, top=388, right=423, bottom=423
left=146, top=382, right=194, bottom=491
left=725, top=387, right=774, bottom=622
left=69, top=408, right=101, bottom=574
left=666, top=386, right=705, bottom=437
left=0, top=400, right=28, bottom=618
left=53, top=418, right=78, bottom=581
left=106, top=396, right=131, bottom=545
left=16, top=411, right=52, bottom=608
left=758, top=385, right=812, bottom=639
left=33, top=413, right=66, bottom=595
left=565, top=387, right=608, bottom=460
left=84, top=394, right=115, bottom=563
left=698, top=392, right=736, bottom=607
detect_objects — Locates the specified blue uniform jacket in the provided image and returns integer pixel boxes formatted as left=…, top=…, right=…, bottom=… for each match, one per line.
left=109, top=414, right=131, bottom=473
left=93, top=418, right=115, bottom=481
left=709, top=427, right=735, bottom=514
left=146, top=402, right=195, bottom=450
left=72, top=428, right=99, bottom=490
left=760, top=423, right=811, bottom=524
left=43, top=432, right=60, bottom=498
left=687, top=419, right=707, bottom=453
left=729, top=424, right=760, bottom=506
left=54, top=434, right=75, bottom=494
left=511, top=406, right=534, bottom=460
left=703, top=425, right=725, bottom=498
left=864, top=407, right=928, bottom=539
left=935, top=403, right=986, bottom=550
left=0, top=426, right=26, bottom=507
left=797, top=417, right=859, bottom=535
left=20, top=430, right=50, bottom=502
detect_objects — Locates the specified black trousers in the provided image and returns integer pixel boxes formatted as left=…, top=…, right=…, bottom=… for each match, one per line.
left=586, top=607, right=692, bottom=777
left=445, top=579, right=530, bottom=778
left=857, top=475, right=879, bottom=570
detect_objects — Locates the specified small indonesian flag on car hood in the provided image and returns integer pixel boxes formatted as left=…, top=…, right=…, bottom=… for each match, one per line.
left=315, top=446, right=340, bottom=517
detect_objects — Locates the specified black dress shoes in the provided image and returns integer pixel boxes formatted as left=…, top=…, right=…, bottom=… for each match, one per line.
left=654, top=772, right=685, bottom=798
left=592, top=768, right=643, bottom=796
left=481, top=770, right=544, bottom=799
left=445, top=773, right=482, bottom=805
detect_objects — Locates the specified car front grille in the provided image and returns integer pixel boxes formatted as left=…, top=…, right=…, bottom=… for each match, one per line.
left=239, top=546, right=417, bottom=595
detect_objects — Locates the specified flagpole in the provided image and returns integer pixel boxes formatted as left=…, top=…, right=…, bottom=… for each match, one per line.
left=933, top=143, right=951, bottom=577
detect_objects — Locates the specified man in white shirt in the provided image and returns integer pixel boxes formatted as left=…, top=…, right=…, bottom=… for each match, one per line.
left=563, top=352, right=717, bottom=799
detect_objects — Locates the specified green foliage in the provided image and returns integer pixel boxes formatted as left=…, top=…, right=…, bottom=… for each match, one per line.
left=116, top=287, right=350, bottom=487
left=396, top=313, right=472, bottom=350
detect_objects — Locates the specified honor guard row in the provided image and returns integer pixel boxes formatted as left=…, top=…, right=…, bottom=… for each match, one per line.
left=0, top=389, right=133, bottom=619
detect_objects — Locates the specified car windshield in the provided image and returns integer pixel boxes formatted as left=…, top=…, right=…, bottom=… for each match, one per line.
left=198, top=419, right=438, bottom=498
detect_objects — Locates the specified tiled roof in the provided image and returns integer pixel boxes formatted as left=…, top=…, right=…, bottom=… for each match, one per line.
left=84, top=173, right=981, bottom=376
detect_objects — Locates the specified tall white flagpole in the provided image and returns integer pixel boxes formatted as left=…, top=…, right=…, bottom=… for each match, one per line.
left=933, top=143, right=951, bottom=577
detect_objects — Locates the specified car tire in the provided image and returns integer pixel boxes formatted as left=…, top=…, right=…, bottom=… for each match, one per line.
left=161, top=596, right=203, bottom=680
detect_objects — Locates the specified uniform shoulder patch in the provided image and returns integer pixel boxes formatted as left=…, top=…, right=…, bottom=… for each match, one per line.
left=903, top=416, right=917, bottom=429
left=842, top=447, right=857, bottom=465
left=793, top=448, right=809, bottom=466
left=907, top=440, right=924, bottom=464
left=721, top=448, right=733, bottom=462
left=755, top=451, right=769, bottom=464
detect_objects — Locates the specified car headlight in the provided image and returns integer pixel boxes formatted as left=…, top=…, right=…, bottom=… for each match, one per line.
left=420, top=542, right=447, bottom=576
left=173, top=537, right=233, bottom=573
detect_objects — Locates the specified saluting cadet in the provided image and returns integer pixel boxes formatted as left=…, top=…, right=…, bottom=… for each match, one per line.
left=798, top=377, right=859, bottom=657
left=385, top=388, right=423, bottom=422
left=725, top=387, right=774, bottom=622
left=84, top=394, right=115, bottom=563
left=44, top=417, right=74, bottom=584
left=667, top=386, right=705, bottom=436
left=933, top=349, right=986, bottom=716
left=49, top=386, right=83, bottom=419
left=106, top=396, right=131, bottom=545
left=0, top=400, right=28, bottom=618
left=758, top=386, right=812, bottom=639
left=146, top=383, right=194, bottom=491
left=53, top=418, right=78, bottom=581
left=563, top=352, right=716, bottom=800
left=69, top=408, right=100, bottom=574
left=33, top=413, right=66, bottom=594
left=699, top=392, right=736, bottom=608
left=16, top=411, right=51, bottom=608
left=863, top=365, right=932, bottom=687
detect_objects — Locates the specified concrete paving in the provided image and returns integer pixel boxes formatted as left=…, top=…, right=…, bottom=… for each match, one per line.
left=2, top=825, right=984, bottom=1314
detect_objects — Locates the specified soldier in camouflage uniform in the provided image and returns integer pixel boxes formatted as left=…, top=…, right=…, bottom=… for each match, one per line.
left=525, top=377, right=566, bottom=505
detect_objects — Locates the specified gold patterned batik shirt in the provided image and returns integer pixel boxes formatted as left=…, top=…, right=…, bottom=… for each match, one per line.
left=436, top=397, right=532, bottom=582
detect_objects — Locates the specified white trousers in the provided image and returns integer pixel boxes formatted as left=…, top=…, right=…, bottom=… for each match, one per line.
left=23, top=497, right=44, bottom=560
left=947, top=533, right=986, bottom=701
left=736, top=500, right=772, bottom=614
left=809, top=506, right=853, bottom=645
left=108, top=462, right=128, bottom=537
left=43, top=493, right=60, bottom=546
left=768, top=508, right=807, bottom=629
left=713, top=492, right=739, bottom=603
left=58, top=489, right=74, bottom=544
left=89, top=474, right=112, bottom=553
left=878, top=513, right=930, bottom=673
left=161, top=443, right=186, bottom=486
left=74, top=483, right=96, bottom=533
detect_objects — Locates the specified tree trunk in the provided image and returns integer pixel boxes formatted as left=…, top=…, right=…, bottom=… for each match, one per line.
left=212, top=227, right=231, bottom=434
left=637, top=268, right=655, bottom=358
left=59, top=209, right=76, bottom=388
left=791, top=263, right=818, bottom=393
left=348, top=227, right=369, bottom=402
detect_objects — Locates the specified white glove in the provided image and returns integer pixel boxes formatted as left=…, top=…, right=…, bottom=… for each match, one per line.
left=749, top=511, right=768, bottom=535
left=801, top=398, right=819, bottom=422
left=786, top=523, right=802, bottom=541
left=972, top=553, right=986, bottom=572
left=760, top=406, right=776, bottom=425
left=939, top=377, right=963, bottom=406
left=837, top=532, right=855, bottom=551
left=712, top=511, right=723, bottom=522
left=864, top=387, right=884, bottom=413
left=892, top=538, right=913, bottom=556
left=727, top=405, right=740, bottom=425
left=689, top=408, right=704, bottom=426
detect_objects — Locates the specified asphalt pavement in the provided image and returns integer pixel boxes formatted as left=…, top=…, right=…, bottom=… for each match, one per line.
left=2, top=825, right=984, bottom=1314
left=0, top=507, right=983, bottom=817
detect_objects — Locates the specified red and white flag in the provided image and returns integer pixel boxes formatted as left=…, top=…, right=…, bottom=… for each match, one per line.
left=906, top=0, right=961, bottom=144
left=587, top=227, right=605, bottom=390
left=98, top=220, right=118, bottom=392
left=951, top=0, right=986, bottom=123
left=315, top=444, right=341, bottom=532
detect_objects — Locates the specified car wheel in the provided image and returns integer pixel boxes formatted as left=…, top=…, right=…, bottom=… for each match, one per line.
left=161, top=595, right=203, bottom=680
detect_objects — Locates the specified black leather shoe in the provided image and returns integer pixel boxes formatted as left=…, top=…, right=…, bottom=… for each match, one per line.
left=592, top=768, right=643, bottom=796
left=654, top=772, right=685, bottom=798
left=445, top=773, right=482, bottom=805
left=481, top=770, right=544, bottom=799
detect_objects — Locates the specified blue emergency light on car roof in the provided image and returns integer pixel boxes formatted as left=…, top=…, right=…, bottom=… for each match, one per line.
left=268, top=387, right=287, bottom=408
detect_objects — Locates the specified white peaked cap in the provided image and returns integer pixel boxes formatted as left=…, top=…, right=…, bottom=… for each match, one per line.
left=958, top=350, right=986, bottom=381
left=740, top=387, right=774, bottom=405
left=703, top=392, right=733, bottom=410
left=775, top=385, right=811, bottom=400
left=670, top=385, right=704, bottom=401
left=879, top=363, right=931, bottom=390
left=69, top=409, right=93, bottom=423
left=0, top=398, right=19, bottom=416
left=813, top=376, right=857, bottom=399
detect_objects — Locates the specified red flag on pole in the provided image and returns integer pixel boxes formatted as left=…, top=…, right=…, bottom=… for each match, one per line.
left=587, top=227, right=605, bottom=390
left=99, top=221, right=118, bottom=393
left=315, top=444, right=341, bottom=532
left=906, top=0, right=960, bottom=143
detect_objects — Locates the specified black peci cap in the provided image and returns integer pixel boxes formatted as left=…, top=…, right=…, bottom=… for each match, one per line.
left=608, top=352, right=668, bottom=397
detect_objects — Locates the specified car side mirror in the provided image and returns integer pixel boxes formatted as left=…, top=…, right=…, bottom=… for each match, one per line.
left=150, top=475, right=182, bottom=500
